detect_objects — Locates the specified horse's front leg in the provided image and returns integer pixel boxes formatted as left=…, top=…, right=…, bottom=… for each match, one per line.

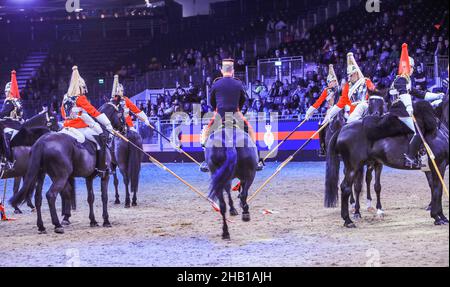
left=101, top=173, right=111, bottom=227
left=112, top=164, right=120, bottom=205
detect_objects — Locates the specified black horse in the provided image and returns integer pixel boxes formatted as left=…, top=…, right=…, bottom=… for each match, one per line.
left=0, top=110, right=60, bottom=213
left=325, top=99, right=449, bottom=227
left=206, top=126, right=258, bottom=240
left=104, top=101, right=143, bottom=208
left=325, top=95, right=387, bottom=217
left=10, top=103, right=125, bottom=234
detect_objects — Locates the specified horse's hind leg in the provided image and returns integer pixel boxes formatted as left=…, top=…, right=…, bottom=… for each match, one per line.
left=365, top=166, right=375, bottom=212
left=226, top=183, right=238, bottom=216
left=86, top=177, right=98, bottom=227
left=112, top=164, right=120, bottom=205
left=430, top=162, right=448, bottom=225
left=374, top=164, right=384, bottom=218
left=119, top=166, right=130, bottom=208
left=239, top=179, right=254, bottom=222
left=12, top=177, right=23, bottom=214
left=46, top=178, right=66, bottom=234
left=341, top=168, right=356, bottom=228
left=61, top=182, right=72, bottom=226
left=35, top=173, right=46, bottom=234
left=353, top=168, right=364, bottom=220
left=217, top=190, right=229, bottom=240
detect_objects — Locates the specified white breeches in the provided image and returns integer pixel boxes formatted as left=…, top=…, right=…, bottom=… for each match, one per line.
left=347, top=101, right=369, bottom=123
left=398, top=116, right=416, bottom=133
left=3, top=128, right=19, bottom=140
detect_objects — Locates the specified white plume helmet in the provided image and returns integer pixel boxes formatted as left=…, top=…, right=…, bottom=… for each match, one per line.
left=67, top=66, right=87, bottom=98
left=4, top=82, right=11, bottom=97
left=346, top=52, right=364, bottom=78
left=111, top=75, right=124, bottom=97
left=327, top=64, right=338, bottom=84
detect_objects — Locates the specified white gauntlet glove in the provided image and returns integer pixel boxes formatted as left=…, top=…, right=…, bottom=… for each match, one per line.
left=305, top=106, right=316, bottom=120
left=324, top=105, right=342, bottom=123
left=424, top=92, right=444, bottom=102
left=137, top=111, right=150, bottom=126
left=96, top=113, right=114, bottom=133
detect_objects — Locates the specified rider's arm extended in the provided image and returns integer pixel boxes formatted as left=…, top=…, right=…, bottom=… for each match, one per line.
left=124, top=97, right=150, bottom=125
left=410, top=87, right=444, bottom=102
left=306, top=89, right=328, bottom=119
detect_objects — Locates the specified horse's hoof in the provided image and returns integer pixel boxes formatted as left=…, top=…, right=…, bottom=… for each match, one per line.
left=114, top=200, right=121, bottom=205
left=367, top=207, right=376, bottom=213
left=441, top=217, right=449, bottom=224
left=103, top=222, right=112, bottom=228
left=30, top=208, right=36, bottom=213
left=124, top=203, right=131, bottom=208
left=425, top=205, right=432, bottom=211
left=132, top=202, right=137, bottom=207
left=61, top=219, right=71, bottom=226
left=38, top=229, right=47, bottom=234
left=434, top=219, right=446, bottom=226
left=376, top=209, right=385, bottom=219
left=222, top=233, right=230, bottom=240
left=353, top=213, right=362, bottom=220
left=54, top=227, right=65, bottom=234
left=242, top=213, right=251, bottom=222
left=344, top=222, right=356, bottom=228
left=351, top=208, right=356, bottom=214
left=90, top=221, right=99, bottom=227
left=229, top=209, right=239, bottom=216
left=14, top=209, right=22, bottom=214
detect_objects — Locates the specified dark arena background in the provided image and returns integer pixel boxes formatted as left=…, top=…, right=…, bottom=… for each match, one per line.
left=0, top=0, right=448, bottom=270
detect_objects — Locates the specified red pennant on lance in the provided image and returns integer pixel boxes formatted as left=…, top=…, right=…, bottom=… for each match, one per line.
left=9, top=70, right=21, bottom=99
left=398, top=43, right=411, bottom=76
left=434, top=24, right=441, bottom=30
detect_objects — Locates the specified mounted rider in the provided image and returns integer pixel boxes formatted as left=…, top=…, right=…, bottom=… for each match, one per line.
left=388, top=44, right=444, bottom=168
left=199, top=58, right=263, bottom=172
left=324, top=52, right=380, bottom=124
left=60, top=66, right=114, bottom=177
left=304, top=64, right=340, bottom=156
left=0, top=70, right=24, bottom=170
left=110, top=75, right=150, bottom=131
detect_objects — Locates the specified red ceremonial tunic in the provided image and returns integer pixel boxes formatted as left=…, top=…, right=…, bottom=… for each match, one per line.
left=61, top=95, right=101, bottom=129
left=336, top=78, right=375, bottom=114
left=123, top=97, right=142, bottom=127
left=312, top=88, right=332, bottom=109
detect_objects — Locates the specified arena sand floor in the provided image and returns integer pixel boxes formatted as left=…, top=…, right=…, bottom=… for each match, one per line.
left=0, top=162, right=448, bottom=267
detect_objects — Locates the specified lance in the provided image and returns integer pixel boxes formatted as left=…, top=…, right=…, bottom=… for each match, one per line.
left=135, top=114, right=201, bottom=166
left=412, top=116, right=449, bottom=198
left=110, top=130, right=224, bottom=213
left=248, top=121, right=330, bottom=202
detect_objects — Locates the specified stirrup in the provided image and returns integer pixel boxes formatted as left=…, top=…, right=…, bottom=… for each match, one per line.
left=256, top=160, right=264, bottom=171
left=403, top=154, right=422, bottom=169
left=200, top=162, right=210, bottom=173
left=318, top=148, right=327, bottom=157
left=95, top=168, right=109, bottom=178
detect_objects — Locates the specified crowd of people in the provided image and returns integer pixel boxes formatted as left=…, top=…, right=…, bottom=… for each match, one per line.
left=10, top=0, right=448, bottom=121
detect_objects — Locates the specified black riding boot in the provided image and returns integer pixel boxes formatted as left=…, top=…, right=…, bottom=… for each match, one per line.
left=318, top=124, right=327, bottom=157
left=1, top=132, right=15, bottom=171
left=94, top=134, right=109, bottom=178
left=404, top=134, right=423, bottom=168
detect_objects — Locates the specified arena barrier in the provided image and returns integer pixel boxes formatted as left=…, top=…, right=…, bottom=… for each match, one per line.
left=137, top=118, right=322, bottom=163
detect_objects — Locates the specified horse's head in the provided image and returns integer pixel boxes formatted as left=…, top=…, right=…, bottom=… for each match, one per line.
left=98, top=102, right=127, bottom=134
left=46, top=111, right=61, bottom=131
left=368, top=94, right=386, bottom=117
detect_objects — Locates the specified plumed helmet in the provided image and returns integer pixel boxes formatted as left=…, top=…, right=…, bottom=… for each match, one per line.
left=67, top=66, right=88, bottom=98
left=327, top=64, right=338, bottom=84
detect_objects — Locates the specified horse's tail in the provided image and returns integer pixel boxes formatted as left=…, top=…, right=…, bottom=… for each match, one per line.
left=325, top=130, right=340, bottom=208
left=208, top=147, right=237, bottom=202
left=127, top=131, right=142, bottom=195
left=9, top=140, right=44, bottom=207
